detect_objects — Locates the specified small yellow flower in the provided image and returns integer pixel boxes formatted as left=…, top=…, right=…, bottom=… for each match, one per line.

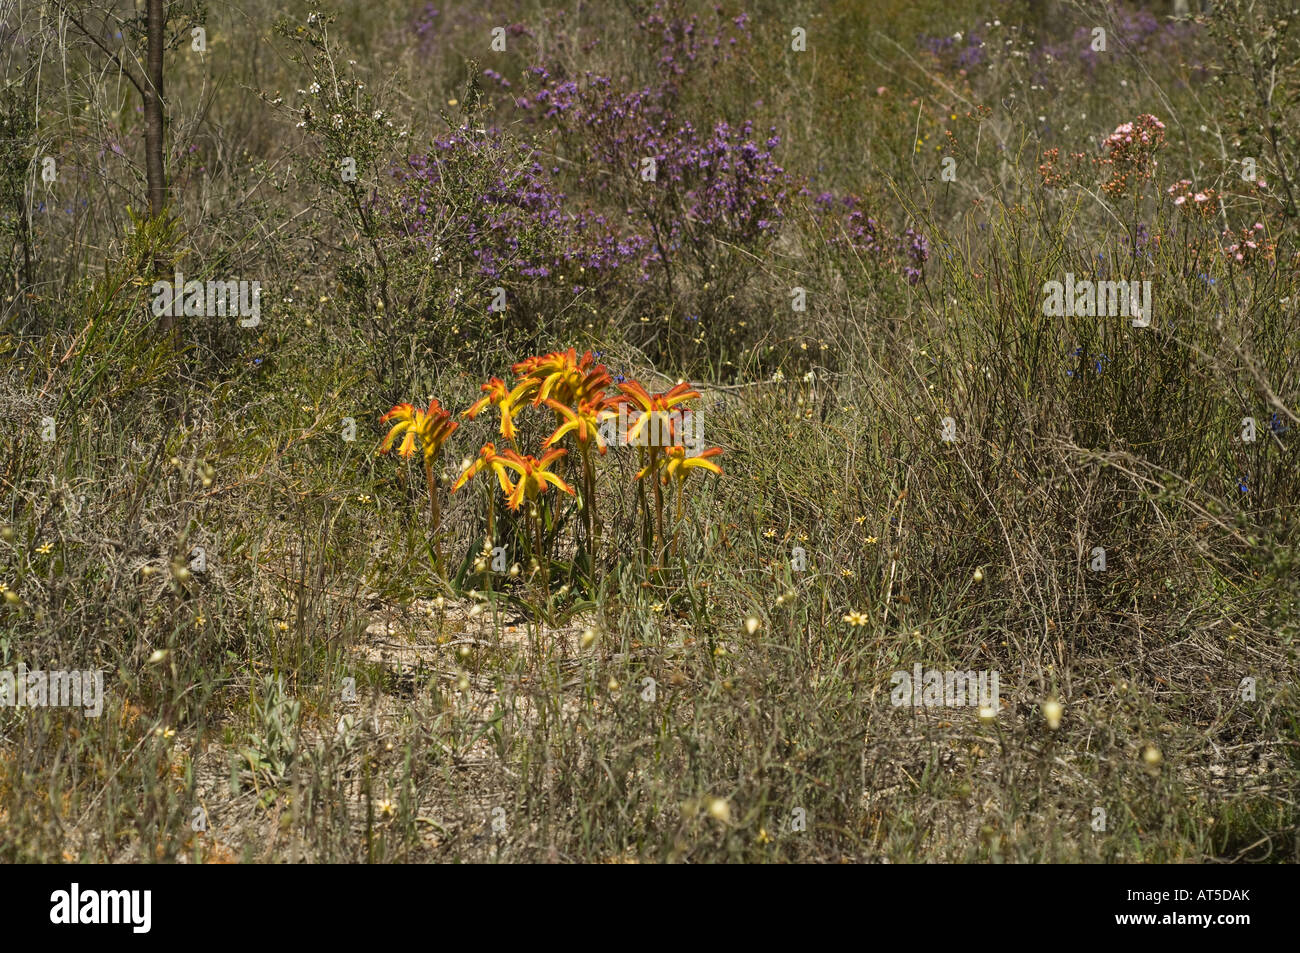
left=757, top=827, right=771, bottom=844
left=377, top=799, right=395, bottom=818
left=745, top=615, right=760, bottom=635
left=763, top=528, right=777, bottom=539
left=650, top=602, right=665, bottom=614
left=865, top=536, right=878, bottom=544
left=35, top=541, right=53, bottom=555
left=842, top=611, right=870, bottom=626
left=1042, top=698, right=1063, bottom=730
left=356, top=494, right=371, bottom=503
left=195, top=615, right=206, bottom=627
left=841, top=567, right=855, bottom=578
left=707, top=798, right=731, bottom=823
left=277, top=621, right=289, bottom=632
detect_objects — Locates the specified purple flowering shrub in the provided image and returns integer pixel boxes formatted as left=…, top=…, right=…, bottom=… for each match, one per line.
left=361, top=123, right=647, bottom=363
left=389, top=128, right=604, bottom=283
left=914, top=7, right=1208, bottom=127
left=278, top=14, right=646, bottom=370
left=515, top=68, right=788, bottom=301
left=635, top=2, right=754, bottom=100
left=806, top=191, right=931, bottom=287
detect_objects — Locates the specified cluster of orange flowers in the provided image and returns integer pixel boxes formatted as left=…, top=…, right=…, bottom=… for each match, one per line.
left=377, top=348, right=724, bottom=515
left=1039, top=114, right=1168, bottom=197
left=1036, top=147, right=1089, bottom=189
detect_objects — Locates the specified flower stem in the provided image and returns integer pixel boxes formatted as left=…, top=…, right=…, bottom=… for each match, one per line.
left=425, top=457, right=442, bottom=574
left=651, top=447, right=665, bottom=566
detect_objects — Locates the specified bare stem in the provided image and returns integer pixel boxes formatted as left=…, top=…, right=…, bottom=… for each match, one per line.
left=425, top=457, right=442, bottom=574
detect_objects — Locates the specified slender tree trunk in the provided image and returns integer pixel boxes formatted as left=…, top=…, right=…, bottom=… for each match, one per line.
left=144, top=0, right=166, bottom=221
left=143, top=0, right=175, bottom=339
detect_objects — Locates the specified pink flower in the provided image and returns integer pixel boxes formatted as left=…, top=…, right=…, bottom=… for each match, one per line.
left=1174, top=196, right=1186, bottom=205
left=1193, top=192, right=1208, bottom=202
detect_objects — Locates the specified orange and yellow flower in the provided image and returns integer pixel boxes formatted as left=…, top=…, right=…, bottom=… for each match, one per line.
left=511, top=348, right=612, bottom=408
left=463, top=376, right=531, bottom=440
left=496, top=448, right=576, bottom=510
left=638, top=445, right=724, bottom=483
left=451, top=442, right=516, bottom=495
left=608, top=380, right=700, bottom=446
left=542, top=397, right=618, bottom=454
left=378, top=399, right=458, bottom=463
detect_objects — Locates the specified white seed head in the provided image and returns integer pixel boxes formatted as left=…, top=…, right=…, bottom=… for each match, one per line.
left=707, top=798, right=732, bottom=823
left=1042, top=698, right=1063, bottom=730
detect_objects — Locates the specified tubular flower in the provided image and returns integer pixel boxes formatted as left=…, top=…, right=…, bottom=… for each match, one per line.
left=497, top=448, right=576, bottom=510
left=636, top=445, right=724, bottom=483
left=542, top=398, right=618, bottom=454
left=378, top=399, right=458, bottom=463
left=451, top=442, right=516, bottom=495
left=662, top=445, right=724, bottom=483
left=609, top=380, right=701, bottom=446
left=511, top=348, right=612, bottom=407
left=463, top=376, right=532, bottom=440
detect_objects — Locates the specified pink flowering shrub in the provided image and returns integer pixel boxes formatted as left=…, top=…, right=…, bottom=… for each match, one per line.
left=1099, top=114, right=1166, bottom=196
